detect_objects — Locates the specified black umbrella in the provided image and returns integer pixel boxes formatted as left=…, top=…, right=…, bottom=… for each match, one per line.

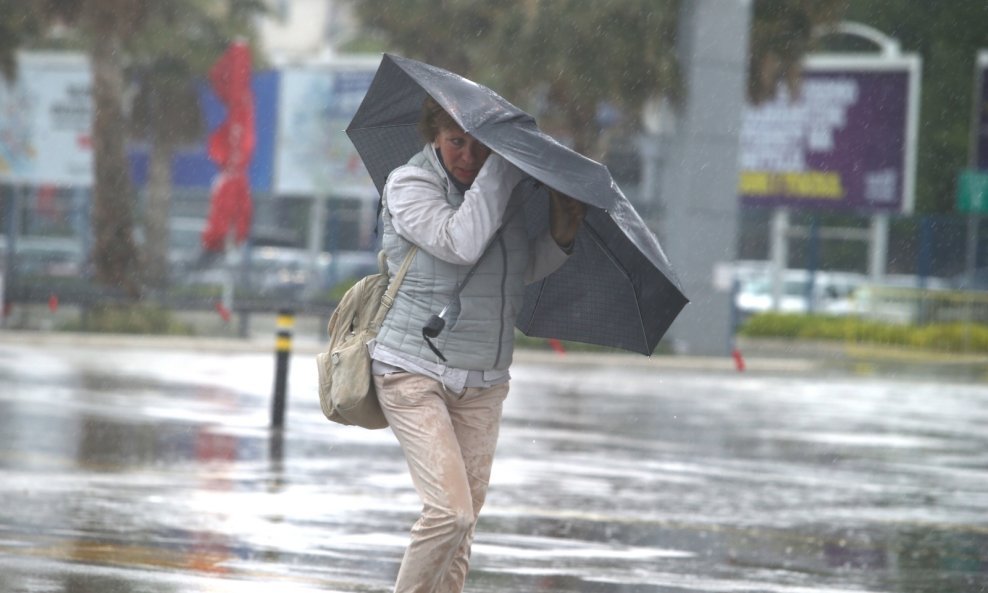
left=346, top=54, right=688, bottom=355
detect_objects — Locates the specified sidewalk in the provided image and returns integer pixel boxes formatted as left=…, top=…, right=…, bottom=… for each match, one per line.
left=4, top=330, right=985, bottom=593
left=0, top=328, right=855, bottom=376
left=3, top=329, right=987, bottom=380
left=736, top=335, right=988, bottom=381
left=9, top=300, right=985, bottom=379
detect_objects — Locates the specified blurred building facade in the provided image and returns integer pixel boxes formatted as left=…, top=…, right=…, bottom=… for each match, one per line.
left=3, top=1, right=988, bottom=346
left=647, top=0, right=752, bottom=356
left=256, top=0, right=359, bottom=65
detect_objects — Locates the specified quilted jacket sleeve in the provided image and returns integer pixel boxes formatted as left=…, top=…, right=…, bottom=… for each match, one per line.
left=385, top=153, right=525, bottom=265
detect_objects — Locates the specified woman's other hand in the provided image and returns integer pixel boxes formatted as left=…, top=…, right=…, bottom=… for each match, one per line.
left=548, top=189, right=586, bottom=250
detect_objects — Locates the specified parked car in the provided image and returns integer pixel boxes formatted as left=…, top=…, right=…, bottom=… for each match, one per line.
left=850, top=274, right=951, bottom=325
left=310, top=250, right=379, bottom=297
left=167, top=218, right=207, bottom=272
left=735, top=268, right=867, bottom=318
left=950, top=267, right=988, bottom=291
left=0, top=236, right=85, bottom=278
left=178, top=246, right=378, bottom=302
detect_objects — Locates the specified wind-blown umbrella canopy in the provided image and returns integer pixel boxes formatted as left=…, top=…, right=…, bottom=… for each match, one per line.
left=347, top=54, right=687, bottom=354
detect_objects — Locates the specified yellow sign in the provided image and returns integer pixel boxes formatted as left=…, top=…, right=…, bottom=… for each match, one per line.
left=739, top=171, right=845, bottom=200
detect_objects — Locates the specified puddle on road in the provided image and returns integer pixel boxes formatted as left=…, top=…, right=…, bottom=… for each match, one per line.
left=1, top=345, right=987, bottom=592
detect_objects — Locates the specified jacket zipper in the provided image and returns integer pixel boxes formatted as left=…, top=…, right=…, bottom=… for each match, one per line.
left=494, top=235, right=507, bottom=368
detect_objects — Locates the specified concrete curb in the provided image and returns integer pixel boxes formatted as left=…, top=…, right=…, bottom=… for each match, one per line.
left=0, top=329, right=818, bottom=374
left=736, top=336, right=988, bottom=381
left=4, top=330, right=985, bottom=380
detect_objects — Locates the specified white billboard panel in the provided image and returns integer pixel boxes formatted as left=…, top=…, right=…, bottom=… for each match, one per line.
left=0, top=52, right=92, bottom=186
left=274, top=57, right=380, bottom=198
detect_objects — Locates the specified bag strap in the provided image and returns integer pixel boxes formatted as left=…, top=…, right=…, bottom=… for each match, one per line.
left=371, top=246, right=419, bottom=329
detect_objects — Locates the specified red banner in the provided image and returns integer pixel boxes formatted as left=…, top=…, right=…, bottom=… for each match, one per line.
left=202, top=41, right=255, bottom=252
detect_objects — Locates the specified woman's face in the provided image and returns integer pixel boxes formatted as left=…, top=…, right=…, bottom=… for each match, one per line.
left=435, top=127, right=491, bottom=185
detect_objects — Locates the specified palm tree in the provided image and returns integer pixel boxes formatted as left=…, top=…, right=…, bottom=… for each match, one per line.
left=86, top=0, right=145, bottom=295
left=128, top=0, right=262, bottom=288
left=130, top=56, right=204, bottom=289
left=0, top=0, right=263, bottom=295
left=349, top=0, right=848, bottom=155
left=749, top=0, right=850, bottom=104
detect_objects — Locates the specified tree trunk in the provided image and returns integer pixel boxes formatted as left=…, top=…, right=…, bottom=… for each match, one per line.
left=145, top=137, right=173, bottom=288
left=89, top=24, right=140, bottom=296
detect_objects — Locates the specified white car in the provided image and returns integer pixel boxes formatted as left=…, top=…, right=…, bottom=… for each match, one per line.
left=735, top=269, right=866, bottom=317
left=847, top=275, right=950, bottom=324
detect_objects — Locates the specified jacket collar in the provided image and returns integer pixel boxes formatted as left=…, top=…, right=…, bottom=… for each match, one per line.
left=421, top=143, right=471, bottom=194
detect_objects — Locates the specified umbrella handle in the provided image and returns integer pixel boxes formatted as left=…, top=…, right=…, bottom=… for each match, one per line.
left=423, top=314, right=445, bottom=338
left=422, top=314, right=447, bottom=362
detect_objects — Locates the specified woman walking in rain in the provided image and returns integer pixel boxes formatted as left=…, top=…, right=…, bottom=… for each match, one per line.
left=369, top=96, right=584, bottom=593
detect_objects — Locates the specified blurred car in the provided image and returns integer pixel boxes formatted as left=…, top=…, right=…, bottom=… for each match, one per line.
left=850, top=274, right=951, bottom=325
left=178, top=246, right=379, bottom=301
left=950, top=267, right=988, bottom=291
left=313, top=250, right=379, bottom=292
left=167, top=218, right=207, bottom=273
left=730, top=259, right=775, bottom=285
left=167, top=219, right=302, bottom=279
left=735, top=269, right=867, bottom=317
left=0, top=236, right=85, bottom=278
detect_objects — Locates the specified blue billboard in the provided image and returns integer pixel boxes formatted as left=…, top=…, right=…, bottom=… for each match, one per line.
left=129, top=70, right=278, bottom=193
left=739, top=55, right=920, bottom=214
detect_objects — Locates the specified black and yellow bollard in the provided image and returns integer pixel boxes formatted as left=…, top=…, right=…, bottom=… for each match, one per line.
left=271, top=309, right=294, bottom=429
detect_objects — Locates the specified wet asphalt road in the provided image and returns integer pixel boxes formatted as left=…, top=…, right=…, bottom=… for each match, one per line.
left=0, top=334, right=986, bottom=593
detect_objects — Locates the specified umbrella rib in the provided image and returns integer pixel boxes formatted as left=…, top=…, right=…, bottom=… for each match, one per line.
left=583, top=221, right=650, bottom=354
left=521, top=278, right=548, bottom=331
left=346, top=122, right=418, bottom=133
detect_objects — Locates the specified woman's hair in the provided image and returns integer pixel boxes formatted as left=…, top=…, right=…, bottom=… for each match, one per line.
left=418, top=96, right=460, bottom=142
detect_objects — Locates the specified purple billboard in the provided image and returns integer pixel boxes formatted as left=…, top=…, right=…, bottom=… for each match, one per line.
left=739, top=56, right=920, bottom=213
left=975, top=51, right=988, bottom=171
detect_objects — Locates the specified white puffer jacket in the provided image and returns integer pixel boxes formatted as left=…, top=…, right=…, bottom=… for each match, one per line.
left=374, top=144, right=566, bottom=371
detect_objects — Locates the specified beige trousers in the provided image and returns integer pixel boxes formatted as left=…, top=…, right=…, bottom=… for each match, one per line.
left=374, top=372, right=509, bottom=593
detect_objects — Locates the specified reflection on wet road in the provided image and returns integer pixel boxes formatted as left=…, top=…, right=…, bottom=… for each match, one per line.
left=0, top=339, right=986, bottom=592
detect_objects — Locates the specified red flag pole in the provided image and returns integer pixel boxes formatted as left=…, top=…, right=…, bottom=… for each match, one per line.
left=202, top=41, right=255, bottom=254
left=201, top=41, right=255, bottom=327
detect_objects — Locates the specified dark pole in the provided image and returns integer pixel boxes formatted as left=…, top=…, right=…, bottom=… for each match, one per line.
left=917, top=217, right=933, bottom=324
left=2, top=186, right=23, bottom=324
left=271, top=309, right=294, bottom=429
left=805, top=216, right=820, bottom=313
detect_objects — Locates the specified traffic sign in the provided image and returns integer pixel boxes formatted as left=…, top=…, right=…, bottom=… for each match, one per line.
left=957, top=170, right=988, bottom=213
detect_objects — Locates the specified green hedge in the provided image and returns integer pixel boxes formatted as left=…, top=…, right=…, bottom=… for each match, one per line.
left=60, top=304, right=196, bottom=336
left=738, top=313, right=988, bottom=353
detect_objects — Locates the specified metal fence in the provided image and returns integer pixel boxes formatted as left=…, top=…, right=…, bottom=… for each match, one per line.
left=738, top=208, right=986, bottom=280
left=853, top=284, right=988, bottom=326
left=6, top=185, right=988, bottom=334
